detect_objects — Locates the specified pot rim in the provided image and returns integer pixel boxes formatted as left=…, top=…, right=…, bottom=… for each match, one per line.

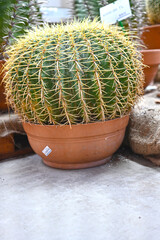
left=141, top=49, right=160, bottom=65
left=143, top=24, right=160, bottom=30
left=22, top=114, right=129, bottom=128
left=22, top=115, right=129, bottom=138
left=0, top=59, right=6, bottom=64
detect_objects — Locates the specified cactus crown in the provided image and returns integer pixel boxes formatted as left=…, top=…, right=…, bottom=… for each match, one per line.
left=145, top=0, right=160, bottom=24
left=4, top=19, right=144, bottom=125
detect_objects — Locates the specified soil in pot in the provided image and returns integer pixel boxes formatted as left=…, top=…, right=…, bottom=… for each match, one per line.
left=23, top=115, right=129, bottom=169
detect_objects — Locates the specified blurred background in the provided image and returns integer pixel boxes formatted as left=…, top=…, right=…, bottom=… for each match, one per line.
left=38, top=0, right=73, bottom=23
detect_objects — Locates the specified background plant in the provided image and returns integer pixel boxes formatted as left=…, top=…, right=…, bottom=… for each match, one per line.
left=145, top=0, right=160, bottom=24
left=4, top=20, right=144, bottom=125
left=73, top=0, right=147, bottom=35
left=0, top=0, right=42, bottom=60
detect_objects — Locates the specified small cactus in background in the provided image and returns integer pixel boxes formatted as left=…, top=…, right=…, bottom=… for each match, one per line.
left=74, top=0, right=115, bottom=21
left=4, top=20, right=144, bottom=125
left=0, top=0, right=42, bottom=59
left=145, top=0, right=160, bottom=24
left=73, top=0, right=147, bottom=35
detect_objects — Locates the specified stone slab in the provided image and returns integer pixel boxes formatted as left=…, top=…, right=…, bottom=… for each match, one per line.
left=0, top=151, right=160, bottom=240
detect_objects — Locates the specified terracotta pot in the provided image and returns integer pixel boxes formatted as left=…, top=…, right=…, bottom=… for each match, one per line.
left=141, top=49, right=160, bottom=88
left=23, top=115, right=129, bottom=169
left=141, top=25, right=160, bottom=49
left=0, top=60, right=7, bottom=110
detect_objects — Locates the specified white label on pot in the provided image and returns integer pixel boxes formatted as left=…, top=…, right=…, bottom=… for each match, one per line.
left=42, top=146, right=52, bottom=156
left=100, top=0, right=132, bottom=25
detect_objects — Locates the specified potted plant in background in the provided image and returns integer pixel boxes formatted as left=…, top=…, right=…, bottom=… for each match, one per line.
left=73, top=0, right=160, bottom=88
left=0, top=0, right=42, bottom=110
left=140, top=0, right=160, bottom=87
left=141, top=0, right=160, bottom=49
left=3, top=19, right=144, bottom=169
left=73, top=0, right=146, bottom=32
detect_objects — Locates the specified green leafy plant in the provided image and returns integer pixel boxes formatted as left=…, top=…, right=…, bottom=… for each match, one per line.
left=0, top=0, right=42, bottom=59
left=4, top=19, right=144, bottom=125
left=145, top=0, right=160, bottom=24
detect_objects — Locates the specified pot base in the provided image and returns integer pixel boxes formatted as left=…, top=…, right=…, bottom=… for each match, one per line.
left=43, top=156, right=111, bottom=170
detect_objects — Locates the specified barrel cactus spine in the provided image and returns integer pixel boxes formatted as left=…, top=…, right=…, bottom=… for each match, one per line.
left=4, top=20, right=144, bottom=125
left=145, top=0, right=160, bottom=24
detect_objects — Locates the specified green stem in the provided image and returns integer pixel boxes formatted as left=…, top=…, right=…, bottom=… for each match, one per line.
left=118, top=21, right=125, bottom=32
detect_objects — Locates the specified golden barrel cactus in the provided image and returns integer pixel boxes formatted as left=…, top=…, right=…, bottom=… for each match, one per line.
left=4, top=20, right=144, bottom=125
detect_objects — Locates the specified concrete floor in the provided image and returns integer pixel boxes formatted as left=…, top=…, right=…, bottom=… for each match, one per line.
left=0, top=149, right=160, bottom=240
